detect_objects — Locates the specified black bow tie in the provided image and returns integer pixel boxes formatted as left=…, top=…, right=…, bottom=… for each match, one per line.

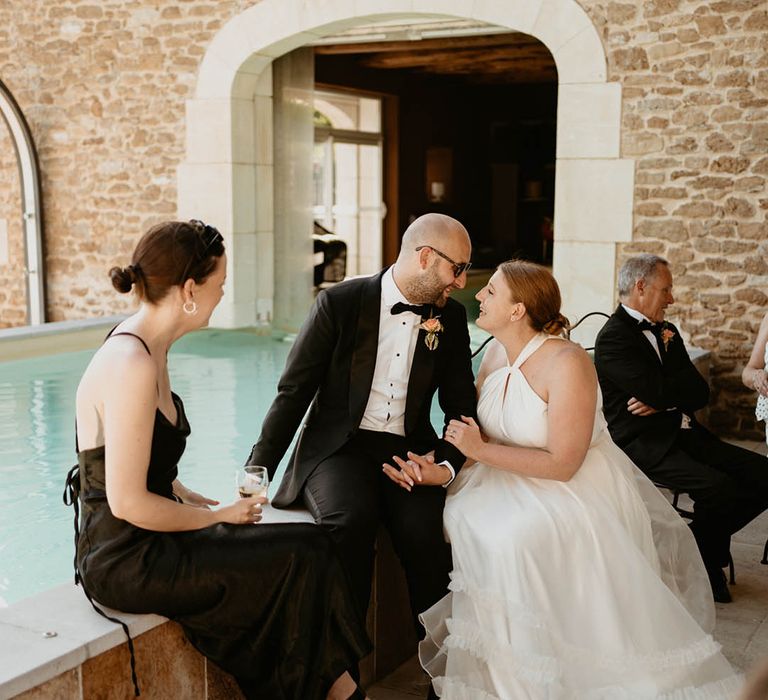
left=637, top=319, right=660, bottom=335
left=391, top=302, right=432, bottom=317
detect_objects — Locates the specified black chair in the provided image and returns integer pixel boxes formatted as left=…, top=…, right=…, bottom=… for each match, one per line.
left=565, top=311, right=611, bottom=352
left=652, top=481, right=736, bottom=585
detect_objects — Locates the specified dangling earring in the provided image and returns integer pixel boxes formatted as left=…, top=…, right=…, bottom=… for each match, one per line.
left=183, top=301, right=198, bottom=315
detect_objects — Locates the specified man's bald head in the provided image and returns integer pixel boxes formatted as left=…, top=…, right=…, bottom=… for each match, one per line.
left=393, top=213, right=472, bottom=306
left=399, top=213, right=470, bottom=258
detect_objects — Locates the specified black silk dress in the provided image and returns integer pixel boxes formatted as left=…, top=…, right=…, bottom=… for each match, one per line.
left=64, top=335, right=371, bottom=699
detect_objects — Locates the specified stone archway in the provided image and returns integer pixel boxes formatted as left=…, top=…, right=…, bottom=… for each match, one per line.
left=179, top=0, right=634, bottom=340
left=0, top=79, right=45, bottom=326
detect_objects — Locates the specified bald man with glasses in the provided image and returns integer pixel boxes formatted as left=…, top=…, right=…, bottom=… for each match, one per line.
left=247, top=214, right=478, bottom=671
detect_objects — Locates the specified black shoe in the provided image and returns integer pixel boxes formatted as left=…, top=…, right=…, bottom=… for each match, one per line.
left=709, top=569, right=732, bottom=604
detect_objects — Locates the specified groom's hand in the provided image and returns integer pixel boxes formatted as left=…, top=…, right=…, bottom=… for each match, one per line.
left=382, top=451, right=452, bottom=491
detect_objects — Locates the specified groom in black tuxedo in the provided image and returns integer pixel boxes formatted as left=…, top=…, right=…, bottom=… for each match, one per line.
left=247, top=214, right=477, bottom=636
left=595, top=253, right=768, bottom=603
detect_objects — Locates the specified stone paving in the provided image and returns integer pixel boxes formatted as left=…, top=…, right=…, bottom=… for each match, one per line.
left=368, top=439, right=768, bottom=699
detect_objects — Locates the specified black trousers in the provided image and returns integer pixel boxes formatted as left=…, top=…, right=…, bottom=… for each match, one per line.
left=642, top=425, right=768, bottom=573
left=302, top=430, right=452, bottom=636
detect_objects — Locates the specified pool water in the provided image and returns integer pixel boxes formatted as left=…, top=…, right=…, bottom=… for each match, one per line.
left=0, top=317, right=489, bottom=607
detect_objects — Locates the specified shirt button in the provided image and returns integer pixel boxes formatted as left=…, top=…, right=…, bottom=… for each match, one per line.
left=396, top=353, right=400, bottom=357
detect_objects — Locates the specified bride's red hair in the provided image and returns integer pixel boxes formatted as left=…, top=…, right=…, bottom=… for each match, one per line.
left=497, top=260, right=570, bottom=336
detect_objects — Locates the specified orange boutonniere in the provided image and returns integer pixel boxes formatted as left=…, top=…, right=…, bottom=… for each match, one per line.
left=660, top=324, right=675, bottom=351
left=419, top=315, right=444, bottom=351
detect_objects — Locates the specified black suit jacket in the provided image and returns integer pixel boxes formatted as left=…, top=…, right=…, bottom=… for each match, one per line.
left=594, top=304, right=710, bottom=469
left=248, top=268, right=478, bottom=506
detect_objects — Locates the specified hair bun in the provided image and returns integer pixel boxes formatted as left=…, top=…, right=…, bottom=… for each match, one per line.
left=543, top=313, right=571, bottom=336
left=109, top=265, right=136, bottom=294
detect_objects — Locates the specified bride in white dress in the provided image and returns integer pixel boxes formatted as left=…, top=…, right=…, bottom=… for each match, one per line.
left=418, top=261, right=742, bottom=699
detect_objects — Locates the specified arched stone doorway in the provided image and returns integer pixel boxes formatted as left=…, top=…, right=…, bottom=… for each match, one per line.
left=179, top=0, right=634, bottom=343
left=0, top=79, right=45, bottom=327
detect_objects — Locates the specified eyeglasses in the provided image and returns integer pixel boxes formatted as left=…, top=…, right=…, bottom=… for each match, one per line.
left=415, top=245, right=472, bottom=278
left=181, top=220, right=224, bottom=283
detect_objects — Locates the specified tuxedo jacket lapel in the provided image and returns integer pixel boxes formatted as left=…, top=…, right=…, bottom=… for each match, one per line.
left=614, top=304, right=662, bottom=366
left=405, top=326, right=436, bottom=434
left=349, top=271, right=384, bottom=422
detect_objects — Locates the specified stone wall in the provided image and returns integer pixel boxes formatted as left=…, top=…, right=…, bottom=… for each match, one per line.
left=0, top=121, right=26, bottom=328
left=0, top=0, right=765, bottom=435
left=0, top=1, right=259, bottom=324
left=580, top=0, right=768, bottom=436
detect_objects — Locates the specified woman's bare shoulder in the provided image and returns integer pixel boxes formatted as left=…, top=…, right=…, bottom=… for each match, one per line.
left=78, top=338, right=156, bottom=401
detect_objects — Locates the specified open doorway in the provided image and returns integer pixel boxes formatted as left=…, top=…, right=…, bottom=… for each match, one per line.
left=314, top=28, right=558, bottom=272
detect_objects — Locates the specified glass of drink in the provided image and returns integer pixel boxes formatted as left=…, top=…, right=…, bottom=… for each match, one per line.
left=236, top=466, right=269, bottom=500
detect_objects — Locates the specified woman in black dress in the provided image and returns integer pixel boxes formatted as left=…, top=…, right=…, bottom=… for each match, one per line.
left=65, top=220, right=371, bottom=699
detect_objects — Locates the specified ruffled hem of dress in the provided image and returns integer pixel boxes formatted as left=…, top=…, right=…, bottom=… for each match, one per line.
left=420, top=594, right=737, bottom=695
left=448, top=571, right=545, bottom=629
left=428, top=672, right=744, bottom=700
left=445, top=575, right=725, bottom=673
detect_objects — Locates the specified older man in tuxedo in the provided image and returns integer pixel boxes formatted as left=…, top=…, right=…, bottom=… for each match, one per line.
left=247, top=214, right=477, bottom=641
left=595, top=254, right=768, bottom=603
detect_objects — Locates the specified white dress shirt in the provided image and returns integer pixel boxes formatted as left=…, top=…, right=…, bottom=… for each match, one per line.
left=359, top=268, right=455, bottom=483
left=360, top=268, right=421, bottom=435
left=621, top=304, right=691, bottom=429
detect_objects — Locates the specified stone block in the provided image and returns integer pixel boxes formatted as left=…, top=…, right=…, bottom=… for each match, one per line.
left=649, top=186, right=687, bottom=198
left=752, top=157, right=768, bottom=174
left=607, top=3, right=637, bottom=23
left=705, top=133, right=736, bottom=151
left=635, top=218, right=688, bottom=241
left=711, top=156, right=751, bottom=174
left=744, top=10, right=768, bottom=30
left=713, top=106, right=742, bottom=122
left=735, top=288, right=768, bottom=305
left=623, top=132, right=664, bottom=155
left=715, top=70, right=753, bottom=88
left=668, top=137, right=698, bottom=154
left=735, top=176, right=766, bottom=192
left=557, top=83, right=621, bottom=159
left=13, top=669, right=80, bottom=700
left=695, top=15, right=727, bottom=36
left=554, top=159, right=634, bottom=243
left=643, top=0, right=683, bottom=17
left=724, top=196, right=757, bottom=217
left=636, top=202, right=668, bottom=216
left=673, top=201, right=716, bottom=217
left=693, top=238, right=721, bottom=254
left=722, top=240, right=757, bottom=255
left=674, top=69, right=708, bottom=86
left=612, top=47, right=650, bottom=70
left=691, top=175, right=734, bottom=189
left=81, top=623, right=205, bottom=699
left=744, top=256, right=768, bottom=275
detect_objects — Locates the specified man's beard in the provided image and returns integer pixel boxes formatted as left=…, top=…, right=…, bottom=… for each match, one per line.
left=403, top=268, right=449, bottom=306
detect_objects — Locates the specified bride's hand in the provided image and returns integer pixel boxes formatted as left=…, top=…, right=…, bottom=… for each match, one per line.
left=216, top=496, right=268, bottom=525
left=445, top=416, right=484, bottom=460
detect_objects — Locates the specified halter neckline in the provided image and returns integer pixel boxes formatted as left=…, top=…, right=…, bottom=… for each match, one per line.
left=508, top=332, right=561, bottom=370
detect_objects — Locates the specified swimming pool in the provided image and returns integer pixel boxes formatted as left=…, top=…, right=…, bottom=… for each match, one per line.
left=0, top=316, right=490, bottom=607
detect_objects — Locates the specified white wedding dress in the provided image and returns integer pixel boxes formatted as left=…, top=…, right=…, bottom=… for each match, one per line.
left=420, top=334, right=742, bottom=699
